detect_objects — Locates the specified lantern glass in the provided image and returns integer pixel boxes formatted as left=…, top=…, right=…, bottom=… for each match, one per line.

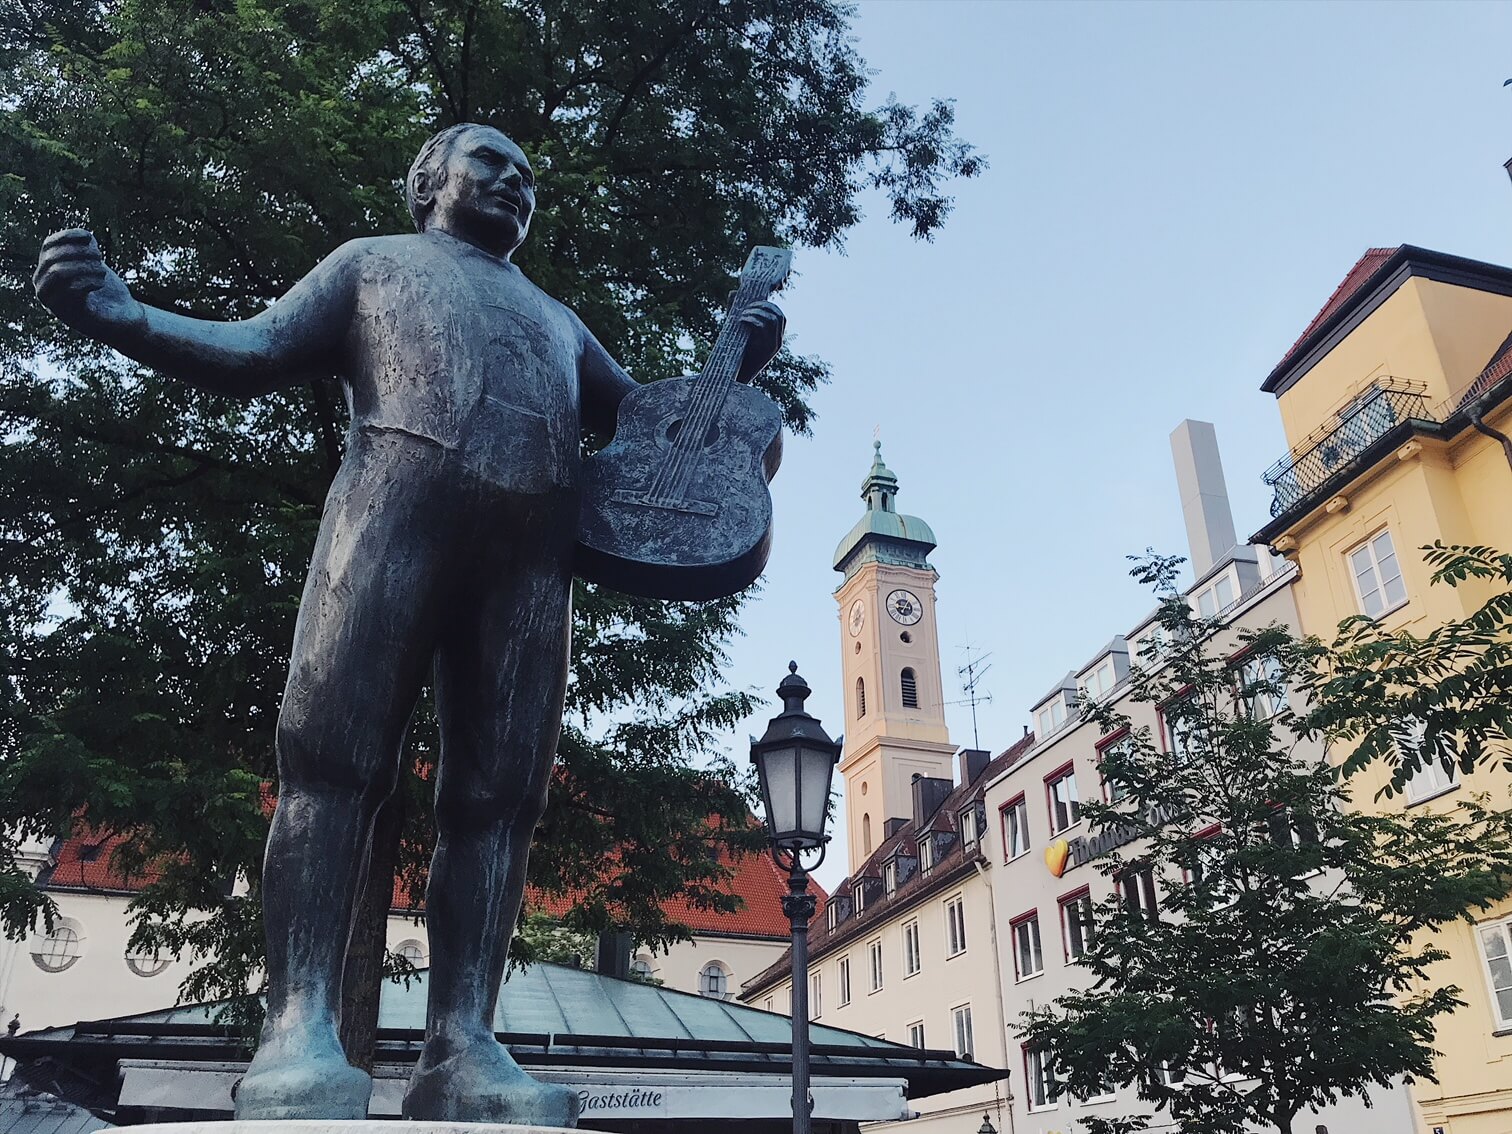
left=796, top=745, right=833, bottom=844
left=758, top=744, right=800, bottom=841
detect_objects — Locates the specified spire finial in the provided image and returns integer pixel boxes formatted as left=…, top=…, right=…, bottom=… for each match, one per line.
left=861, top=437, right=899, bottom=512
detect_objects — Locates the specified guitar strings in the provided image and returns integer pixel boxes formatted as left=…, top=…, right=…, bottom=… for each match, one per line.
left=648, top=276, right=764, bottom=504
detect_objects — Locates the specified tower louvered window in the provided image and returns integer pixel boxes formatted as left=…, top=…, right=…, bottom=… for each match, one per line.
left=901, top=668, right=919, bottom=708
left=857, top=677, right=867, bottom=717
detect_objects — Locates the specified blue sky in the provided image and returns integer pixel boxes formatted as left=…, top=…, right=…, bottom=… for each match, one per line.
left=711, top=0, right=1512, bottom=883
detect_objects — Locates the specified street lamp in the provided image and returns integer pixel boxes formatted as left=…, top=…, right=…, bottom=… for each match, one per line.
left=751, top=662, right=842, bottom=1134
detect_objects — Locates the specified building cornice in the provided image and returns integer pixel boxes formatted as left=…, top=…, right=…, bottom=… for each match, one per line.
left=1263, top=246, right=1512, bottom=397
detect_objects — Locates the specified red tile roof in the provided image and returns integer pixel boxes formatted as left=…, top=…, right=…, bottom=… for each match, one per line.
left=45, top=820, right=819, bottom=942
left=1267, top=247, right=1400, bottom=389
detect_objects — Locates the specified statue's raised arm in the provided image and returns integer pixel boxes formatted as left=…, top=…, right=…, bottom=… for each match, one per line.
left=33, top=228, right=353, bottom=397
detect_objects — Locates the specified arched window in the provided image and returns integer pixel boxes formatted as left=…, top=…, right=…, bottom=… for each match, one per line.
left=395, top=939, right=428, bottom=969
left=700, top=961, right=730, bottom=999
left=901, top=668, right=919, bottom=708
left=863, top=813, right=873, bottom=854
left=630, top=955, right=655, bottom=980
left=856, top=677, right=867, bottom=718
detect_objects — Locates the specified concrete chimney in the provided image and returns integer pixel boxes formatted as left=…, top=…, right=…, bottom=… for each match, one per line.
left=1170, top=420, right=1238, bottom=578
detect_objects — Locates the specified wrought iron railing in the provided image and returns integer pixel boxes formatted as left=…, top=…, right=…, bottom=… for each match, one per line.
left=1262, top=381, right=1433, bottom=518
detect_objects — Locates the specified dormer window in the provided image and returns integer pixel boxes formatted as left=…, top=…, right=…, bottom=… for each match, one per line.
left=1080, top=658, right=1116, bottom=700
left=827, top=901, right=840, bottom=933
left=883, top=860, right=897, bottom=894
left=854, top=881, right=867, bottom=915
left=959, top=806, right=979, bottom=847
left=1035, top=697, right=1068, bottom=737
left=919, top=835, right=935, bottom=873
left=1194, top=571, right=1237, bottom=619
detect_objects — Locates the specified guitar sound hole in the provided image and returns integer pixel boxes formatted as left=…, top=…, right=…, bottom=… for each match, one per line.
left=665, top=419, right=721, bottom=447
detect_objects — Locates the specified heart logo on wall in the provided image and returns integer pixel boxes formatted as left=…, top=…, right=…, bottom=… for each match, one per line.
left=1044, top=839, right=1070, bottom=878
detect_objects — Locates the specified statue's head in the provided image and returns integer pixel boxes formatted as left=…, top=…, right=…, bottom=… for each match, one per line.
left=407, top=123, right=534, bottom=257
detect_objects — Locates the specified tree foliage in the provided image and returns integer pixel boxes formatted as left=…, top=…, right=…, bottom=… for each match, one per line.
left=1018, top=553, right=1512, bottom=1134
left=0, top=0, right=980, bottom=1039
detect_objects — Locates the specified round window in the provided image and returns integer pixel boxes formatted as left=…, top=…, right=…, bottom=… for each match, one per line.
left=126, top=948, right=169, bottom=978
left=32, top=923, right=82, bottom=973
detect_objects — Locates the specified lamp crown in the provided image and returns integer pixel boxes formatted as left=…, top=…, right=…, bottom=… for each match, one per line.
left=777, top=661, right=812, bottom=712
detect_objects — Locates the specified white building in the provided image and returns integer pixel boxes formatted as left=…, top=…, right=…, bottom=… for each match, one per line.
left=980, top=421, right=1417, bottom=1134
left=2, top=827, right=802, bottom=1035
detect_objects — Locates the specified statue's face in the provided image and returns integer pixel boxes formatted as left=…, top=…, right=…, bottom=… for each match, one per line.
left=428, top=127, right=535, bottom=255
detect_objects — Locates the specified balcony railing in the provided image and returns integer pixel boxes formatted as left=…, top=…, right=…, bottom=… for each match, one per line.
left=1262, top=381, right=1432, bottom=518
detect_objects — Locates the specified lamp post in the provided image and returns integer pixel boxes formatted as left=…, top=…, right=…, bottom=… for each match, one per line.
left=751, top=662, right=842, bottom=1134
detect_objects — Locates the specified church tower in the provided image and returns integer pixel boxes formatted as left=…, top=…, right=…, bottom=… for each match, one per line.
left=832, top=442, right=956, bottom=871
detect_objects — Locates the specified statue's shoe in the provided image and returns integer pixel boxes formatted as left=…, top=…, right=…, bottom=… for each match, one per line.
left=234, top=1033, right=372, bottom=1120
left=403, top=1035, right=581, bottom=1127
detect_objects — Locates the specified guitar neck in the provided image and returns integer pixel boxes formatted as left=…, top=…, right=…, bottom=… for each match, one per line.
left=696, top=277, right=774, bottom=390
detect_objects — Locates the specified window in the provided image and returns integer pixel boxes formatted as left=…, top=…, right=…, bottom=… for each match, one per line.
left=1024, top=1047, right=1058, bottom=1110
left=903, top=919, right=921, bottom=976
left=907, top=1020, right=926, bottom=1048
left=1097, top=731, right=1133, bottom=803
left=854, top=878, right=867, bottom=915
left=1012, top=913, right=1043, bottom=980
left=1163, top=696, right=1209, bottom=764
left=959, top=804, right=979, bottom=848
left=31, top=923, right=82, bottom=973
left=1237, top=652, right=1287, bottom=720
left=883, top=859, right=897, bottom=894
left=396, top=939, right=428, bottom=968
left=945, top=894, right=967, bottom=956
left=901, top=667, right=919, bottom=708
left=868, top=938, right=883, bottom=992
left=763, top=997, right=773, bottom=1012
left=1348, top=529, right=1408, bottom=617
left=862, top=813, right=872, bottom=855
left=952, top=1003, right=974, bottom=1059
left=1478, top=918, right=1512, bottom=1028
left=1046, top=765, right=1081, bottom=833
left=810, top=972, right=822, bottom=1019
left=1118, top=865, right=1159, bottom=921
left=856, top=677, right=866, bottom=717
left=1195, top=573, right=1236, bottom=618
left=1036, top=697, right=1068, bottom=737
left=919, top=834, right=935, bottom=873
left=699, top=962, right=729, bottom=999
left=1393, top=719, right=1461, bottom=803
left=1081, top=658, right=1115, bottom=700
left=1001, top=795, right=1031, bottom=860
left=827, top=902, right=840, bottom=933
left=1059, top=890, right=1095, bottom=961
left=630, top=955, right=654, bottom=980
left=125, top=945, right=169, bottom=978
left=837, top=956, right=852, bottom=1006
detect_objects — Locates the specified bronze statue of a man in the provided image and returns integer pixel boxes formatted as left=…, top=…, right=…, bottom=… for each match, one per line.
left=32, top=123, right=783, bottom=1126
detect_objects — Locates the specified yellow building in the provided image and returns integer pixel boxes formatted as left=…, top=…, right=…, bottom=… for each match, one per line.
left=1252, top=244, right=1512, bottom=1134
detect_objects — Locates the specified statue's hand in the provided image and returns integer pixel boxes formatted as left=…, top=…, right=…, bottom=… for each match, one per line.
left=736, top=299, right=785, bottom=383
left=33, top=229, right=146, bottom=342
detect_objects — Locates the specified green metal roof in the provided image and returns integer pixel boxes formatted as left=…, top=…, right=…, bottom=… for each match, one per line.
left=832, top=442, right=937, bottom=574
left=2, top=962, right=1002, bottom=1101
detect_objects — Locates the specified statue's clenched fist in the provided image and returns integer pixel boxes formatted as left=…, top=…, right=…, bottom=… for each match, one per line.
left=33, top=229, right=145, bottom=341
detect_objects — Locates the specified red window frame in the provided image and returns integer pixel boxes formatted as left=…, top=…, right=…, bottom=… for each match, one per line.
left=1043, top=760, right=1080, bottom=834
left=1182, top=822, right=1222, bottom=883
left=1095, top=726, right=1131, bottom=802
left=1056, top=885, right=1093, bottom=962
left=1157, top=683, right=1197, bottom=759
left=999, top=793, right=1029, bottom=863
left=1008, top=908, right=1041, bottom=980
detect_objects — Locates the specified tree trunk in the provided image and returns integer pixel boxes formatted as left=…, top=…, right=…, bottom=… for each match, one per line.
left=340, top=790, right=405, bottom=1072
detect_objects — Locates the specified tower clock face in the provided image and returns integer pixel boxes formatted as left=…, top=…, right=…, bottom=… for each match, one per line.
left=848, top=599, right=866, bottom=637
left=886, top=589, right=923, bottom=625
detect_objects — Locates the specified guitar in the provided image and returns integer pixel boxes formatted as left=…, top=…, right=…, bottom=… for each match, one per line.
left=575, top=247, right=790, bottom=600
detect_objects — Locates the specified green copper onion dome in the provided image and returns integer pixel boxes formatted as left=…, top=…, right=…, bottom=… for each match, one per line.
left=832, top=441, right=937, bottom=576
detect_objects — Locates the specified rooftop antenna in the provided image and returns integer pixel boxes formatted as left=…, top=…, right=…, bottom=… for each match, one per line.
left=949, top=645, right=994, bottom=750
